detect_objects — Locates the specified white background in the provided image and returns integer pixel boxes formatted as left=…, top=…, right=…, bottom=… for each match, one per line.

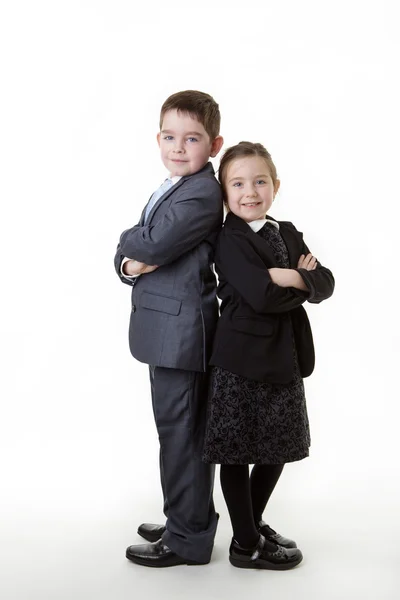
left=1, top=1, right=399, bottom=598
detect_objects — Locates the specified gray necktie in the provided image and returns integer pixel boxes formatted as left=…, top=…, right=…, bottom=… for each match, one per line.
left=144, top=178, right=173, bottom=223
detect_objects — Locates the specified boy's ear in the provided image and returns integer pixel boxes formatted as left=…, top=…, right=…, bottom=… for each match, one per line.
left=157, top=132, right=161, bottom=147
left=210, top=135, right=224, bottom=158
left=273, top=179, right=281, bottom=198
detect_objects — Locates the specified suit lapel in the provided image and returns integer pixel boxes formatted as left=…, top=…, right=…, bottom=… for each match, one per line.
left=143, top=162, right=216, bottom=225
left=278, top=222, right=301, bottom=267
left=224, top=212, right=301, bottom=267
left=224, top=212, right=277, bottom=265
left=139, top=202, right=148, bottom=226
left=143, top=179, right=185, bottom=225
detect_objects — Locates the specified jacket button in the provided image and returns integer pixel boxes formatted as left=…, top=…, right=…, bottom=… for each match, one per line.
left=131, top=305, right=136, bottom=313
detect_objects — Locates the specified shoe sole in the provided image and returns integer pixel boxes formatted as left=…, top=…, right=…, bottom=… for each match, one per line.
left=126, top=553, right=209, bottom=568
left=229, top=555, right=303, bottom=570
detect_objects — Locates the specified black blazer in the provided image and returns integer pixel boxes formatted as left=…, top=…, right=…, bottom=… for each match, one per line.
left=209, top=212, right=335, bottom=383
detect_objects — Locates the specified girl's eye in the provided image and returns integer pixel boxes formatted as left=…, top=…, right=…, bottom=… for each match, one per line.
left=256, top=179, right=266, bottom=185
left=187, top=137, right=198, bottom=142
left=164, top=136, right=173, bottom=141
left=233, top=182, right=242, bottom=187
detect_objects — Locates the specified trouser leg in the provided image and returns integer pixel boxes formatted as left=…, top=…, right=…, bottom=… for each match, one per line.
left=150, top=365, right=217, bottom=563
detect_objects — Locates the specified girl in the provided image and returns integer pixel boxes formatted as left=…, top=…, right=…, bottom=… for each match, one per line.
left=203, top=142, right=334, bottom=570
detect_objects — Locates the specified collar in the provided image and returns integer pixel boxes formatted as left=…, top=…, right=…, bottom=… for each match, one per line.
left=248, top=217, right=280, bottom=232
left=223, top=211, right=280, bottom=233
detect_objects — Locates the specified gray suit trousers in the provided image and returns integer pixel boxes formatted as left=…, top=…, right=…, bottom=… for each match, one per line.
left=149, top=365, right=218, bottom=563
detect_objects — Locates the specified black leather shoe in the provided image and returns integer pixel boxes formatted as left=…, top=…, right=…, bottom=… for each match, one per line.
left=137, top=522, right=166, bottom=543
left=126, top=540, right=209, bottom=567
left=257, top=520, right=297, bottom=549
left=229, top=535, right=303, bottom=570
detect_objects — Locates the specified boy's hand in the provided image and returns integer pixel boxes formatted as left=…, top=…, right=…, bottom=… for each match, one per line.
left=297, top=253, right=317, bottom=271
left=123, top=259, right=159, bottom=276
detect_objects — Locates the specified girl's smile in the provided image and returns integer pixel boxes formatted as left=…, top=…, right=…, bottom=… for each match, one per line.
left=224, top=156, right=280, bottom=222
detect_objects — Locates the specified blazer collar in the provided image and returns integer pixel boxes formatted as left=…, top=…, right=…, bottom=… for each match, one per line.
left=223, top=212, right=299, bottom=267
left=223, top=211, right=279, bottom=232
left=141, top=162, right=215, bottom=225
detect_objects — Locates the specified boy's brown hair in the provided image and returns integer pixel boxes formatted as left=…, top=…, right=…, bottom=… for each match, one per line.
left=159, top=90, right=221, bottom=141
left=218, top=141, right=279, bottom=193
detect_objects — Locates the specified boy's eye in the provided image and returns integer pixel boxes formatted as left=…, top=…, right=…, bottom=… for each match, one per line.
left=163, top=136, right=173, bottom=141
left=187, top=137, right=198, bottom=142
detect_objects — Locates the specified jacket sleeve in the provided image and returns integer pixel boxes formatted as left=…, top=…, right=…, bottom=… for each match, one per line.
left=215, top=232, right=309, bottom=314
left=117, top=180, right=222, bottom=266
left=114, top=241, right=139, bottom=287
left=295, top=237, right=335, bottom=304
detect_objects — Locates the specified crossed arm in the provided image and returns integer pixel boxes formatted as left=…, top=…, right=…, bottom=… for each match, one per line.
left=122, top=244, right=317, bottom=279
left=122, top=259, right=158, bottom=276
left=215, top=231, right=334, bottom=314
left=123, top=241, right=318, bottom=283
left=269, top=252, right=317, bottom=290
left=114, top=181, right=223, bottom=282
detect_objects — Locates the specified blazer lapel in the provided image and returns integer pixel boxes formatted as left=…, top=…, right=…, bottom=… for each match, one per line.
left=223, top=212, right=301, bottom=267
left=278, top=222, right=301, bottom=267
left=144, top=162, right=215, bottom=225
left=139, top=202, right=148, bottom=226
left=144, top=179, right=185, bottom=225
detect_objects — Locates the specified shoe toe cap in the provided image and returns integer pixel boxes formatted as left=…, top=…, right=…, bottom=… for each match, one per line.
left=285, top=547, right=303, bottom=563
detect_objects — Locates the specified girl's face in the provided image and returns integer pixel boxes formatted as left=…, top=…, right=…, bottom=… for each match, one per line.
left=224, top=156, right=280, bottom=222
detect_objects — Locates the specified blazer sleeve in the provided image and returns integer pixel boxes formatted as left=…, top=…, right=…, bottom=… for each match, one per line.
left=117, top=179, right=222, bottom=266
left=215, top=231, right=309, bottom=314
left=114, top=240, right=138, bottom=287
left=295, top=235, right=335, bottom=304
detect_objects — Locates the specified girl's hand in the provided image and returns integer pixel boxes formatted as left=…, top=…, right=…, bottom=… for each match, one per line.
left=268, top=267, right=294, bottom=287
left=123, top=259, right=159, bottom=276
left=269, top=268, right=308, bottom=291
left=297, top=253, right=317, bottom=271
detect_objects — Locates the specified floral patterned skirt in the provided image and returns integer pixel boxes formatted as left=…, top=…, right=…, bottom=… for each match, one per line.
left=202, top=354, right=311, bottom=465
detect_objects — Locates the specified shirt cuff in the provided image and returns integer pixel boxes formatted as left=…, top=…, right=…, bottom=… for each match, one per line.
left=120, top=257, right=141, bottom=279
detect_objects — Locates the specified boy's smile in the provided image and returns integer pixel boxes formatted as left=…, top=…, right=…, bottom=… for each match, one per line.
left=157, top=110, right=223, bottom=177
left=224, top=156, right=280, bottom=222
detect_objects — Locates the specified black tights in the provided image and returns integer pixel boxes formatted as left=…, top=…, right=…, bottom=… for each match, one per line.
left=220, top=463, right=284, bottom=549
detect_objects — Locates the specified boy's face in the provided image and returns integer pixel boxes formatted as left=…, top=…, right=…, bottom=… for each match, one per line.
left=157, top=110, right=223, bottom=177
left=224, top=156, right=280, bottom=222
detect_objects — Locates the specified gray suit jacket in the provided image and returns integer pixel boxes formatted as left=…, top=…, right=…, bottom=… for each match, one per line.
left=114, top=162, right=223, bottom=372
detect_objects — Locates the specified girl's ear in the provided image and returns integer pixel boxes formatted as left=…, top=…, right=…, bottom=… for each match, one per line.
left=273, top=179, right=281, bottom=198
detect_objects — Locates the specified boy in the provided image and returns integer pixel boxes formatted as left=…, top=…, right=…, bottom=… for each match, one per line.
left=114, top=91, right=224, bottom=567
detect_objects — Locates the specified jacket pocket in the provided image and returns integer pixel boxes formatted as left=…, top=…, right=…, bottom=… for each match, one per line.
left=232, top=317, right=274, bottom=337
left=140, top=291, right=182, bottom=316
